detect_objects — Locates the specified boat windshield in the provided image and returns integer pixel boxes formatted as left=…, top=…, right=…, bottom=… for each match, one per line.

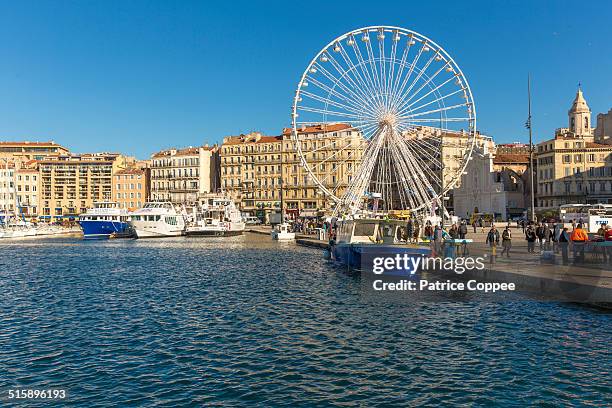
left=353, top=222, right=378, bottom=237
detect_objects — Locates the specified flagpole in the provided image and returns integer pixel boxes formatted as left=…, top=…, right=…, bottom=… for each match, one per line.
left=527, top=75, right=536, bottom=223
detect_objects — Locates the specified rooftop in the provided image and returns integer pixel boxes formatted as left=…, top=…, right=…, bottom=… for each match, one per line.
left=493, top=154, right=530, bottom=164
left=282, top=123, right=352, bottom=135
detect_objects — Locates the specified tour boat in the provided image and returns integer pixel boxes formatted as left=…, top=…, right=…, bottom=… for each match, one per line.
left=330, top=217, right=431, bottom=274
left=129, top=202, right=186, bottom=238
left=185, top=196, right=245, bottom=236
left=78, top=201, right=134, bottom=239
left=271, top=222, right=296, bottom=241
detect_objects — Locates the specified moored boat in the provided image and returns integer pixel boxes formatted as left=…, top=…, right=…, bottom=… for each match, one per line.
left=129, top=202, right=186, bottom=238
left=330, top=218, right=431, bottom=274
left=78, top=201, right=134, bottom=239
left=185, top=196, right=245, bottom=236
left=271, top=222, right=295, bottom=241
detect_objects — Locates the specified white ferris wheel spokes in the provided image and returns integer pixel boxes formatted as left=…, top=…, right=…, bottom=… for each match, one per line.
left=291, top=26, right=477, bottom=214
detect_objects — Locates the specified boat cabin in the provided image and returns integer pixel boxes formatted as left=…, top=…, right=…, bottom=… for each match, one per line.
left=336, top=218, right=410, bottom=245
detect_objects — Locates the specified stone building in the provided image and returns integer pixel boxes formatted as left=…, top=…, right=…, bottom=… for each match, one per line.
left=112, top=166, right=150, bottom=210
left=150, top=145, right=219, bottom=204
left=220, top=124, right=365, bottom=221
left=453, top=142, right=527, bottom=221
left=15, top=167, right=40, bottom=219
left=535, top=88, right=612, bottom=209
left=595, top=108, right=612, bottom=143
left=0, top=161, right=17, bottom=218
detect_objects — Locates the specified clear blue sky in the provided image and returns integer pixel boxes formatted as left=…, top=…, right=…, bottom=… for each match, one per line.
left=0, top=0, right=610, bottom=159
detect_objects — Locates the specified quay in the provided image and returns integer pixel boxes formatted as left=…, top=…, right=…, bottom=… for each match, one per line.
left=291, top=226, right=612, bottom=307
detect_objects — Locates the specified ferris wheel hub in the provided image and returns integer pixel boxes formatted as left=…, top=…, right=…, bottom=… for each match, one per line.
left=378, top=112, right=398, bottom=128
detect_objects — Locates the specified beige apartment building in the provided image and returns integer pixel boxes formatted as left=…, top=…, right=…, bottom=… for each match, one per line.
left=0, top=141, right=69, bottom=163
left=0, top=161, right=17, bottom=217
left=112, top=166, right=150, bottom=210
left=15, top=168, right=40, bottom=219
left=536, top=89, right=612, bottom=209
left=220, top=124, right=365, bottom=220
left=38, top=153, right=134, bottom=221
left=150, top=145, right=219, bottom=204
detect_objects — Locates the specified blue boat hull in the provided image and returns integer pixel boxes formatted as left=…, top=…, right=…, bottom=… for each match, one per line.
left=332, top=243, right=431, bottom=276
left=78, top=220, right=134, bottom=239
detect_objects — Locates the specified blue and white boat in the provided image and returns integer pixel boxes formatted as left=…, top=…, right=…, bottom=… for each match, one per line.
left=78, top=201, right=134, bottom=239
left=330, top=218, right=431, bottom=275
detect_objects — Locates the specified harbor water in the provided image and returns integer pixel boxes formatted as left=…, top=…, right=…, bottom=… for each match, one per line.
left=0, top=234, right=610, bottom=406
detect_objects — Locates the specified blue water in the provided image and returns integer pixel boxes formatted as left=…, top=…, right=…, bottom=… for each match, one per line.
left=0, top=234, right=610, bottom=407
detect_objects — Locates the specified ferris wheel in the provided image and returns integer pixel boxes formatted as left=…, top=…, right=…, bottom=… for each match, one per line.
left=291, top=26, right=477, bottom=214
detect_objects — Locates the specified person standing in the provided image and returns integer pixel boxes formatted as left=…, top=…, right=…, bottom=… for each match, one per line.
left=570, top=223, right=589, bottom=263
left=424, top=221, right=433, bottom=242
left=525, top=224, right=537, bottom=253
left=552, top=223, right=561, bottom=253
left=536, top=223, right=545, bottom=250
left=472, top=219, right=477, bottom=233
left=413, top=220, right=420, bottom=243
left=406, top=219, right=414, bottom=244
left=559, top=227, right=571, bottom=265
left=604, top=224, right=612, bottom=262
left=432, top=224, right=444, bottom=257
left=449, top=224, right=459, bottom=239
left=486, top=225, right=500, bottom=263
left=501, top=226, right=512, bottom=257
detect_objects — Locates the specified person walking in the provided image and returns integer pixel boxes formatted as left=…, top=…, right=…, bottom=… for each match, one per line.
left=486, top=225, right=500, bottom=263
left=472, top=219, right=477, bottom=233
left=559, top=227, right=571, bottom=265
left=459, top=221, right=468, bottom=239
left=543, top=222, right=552, bottom=250
left=525, top=224, right=537, bottom=253
left=501, top=226, right=512, bottom=257
left=570, top=223, right=589, bottom=263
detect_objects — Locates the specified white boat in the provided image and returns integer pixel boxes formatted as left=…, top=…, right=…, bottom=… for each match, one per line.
left=0, top=219, right=39, bottom=239
left=271, top=222, right=295, bottom=241
left=129, top=202, right=186, bottom=238
left=185, top=196, right=245, bottom=236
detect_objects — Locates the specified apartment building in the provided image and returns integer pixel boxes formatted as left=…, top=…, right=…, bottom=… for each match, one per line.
left=15, top=168, right=40, bottom=218
left=0, top=141, right=69, bottom=163
left=150, top=145, right=219, bottom=204
left=221, top=124, right=365, bottom=220
left=112, top=167, right=150, bottom=210
left=38, top=153, right=134, bottom=221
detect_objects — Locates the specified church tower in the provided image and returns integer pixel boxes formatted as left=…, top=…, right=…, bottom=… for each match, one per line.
left=568, top=86, right=592, bottom=137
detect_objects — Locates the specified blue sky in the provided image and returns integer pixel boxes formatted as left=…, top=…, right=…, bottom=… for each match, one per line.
left=0, top=0, right=610, bottom=159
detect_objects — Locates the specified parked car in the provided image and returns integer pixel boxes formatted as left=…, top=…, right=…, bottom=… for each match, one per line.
left=244, top=216, right=261, bottom=225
